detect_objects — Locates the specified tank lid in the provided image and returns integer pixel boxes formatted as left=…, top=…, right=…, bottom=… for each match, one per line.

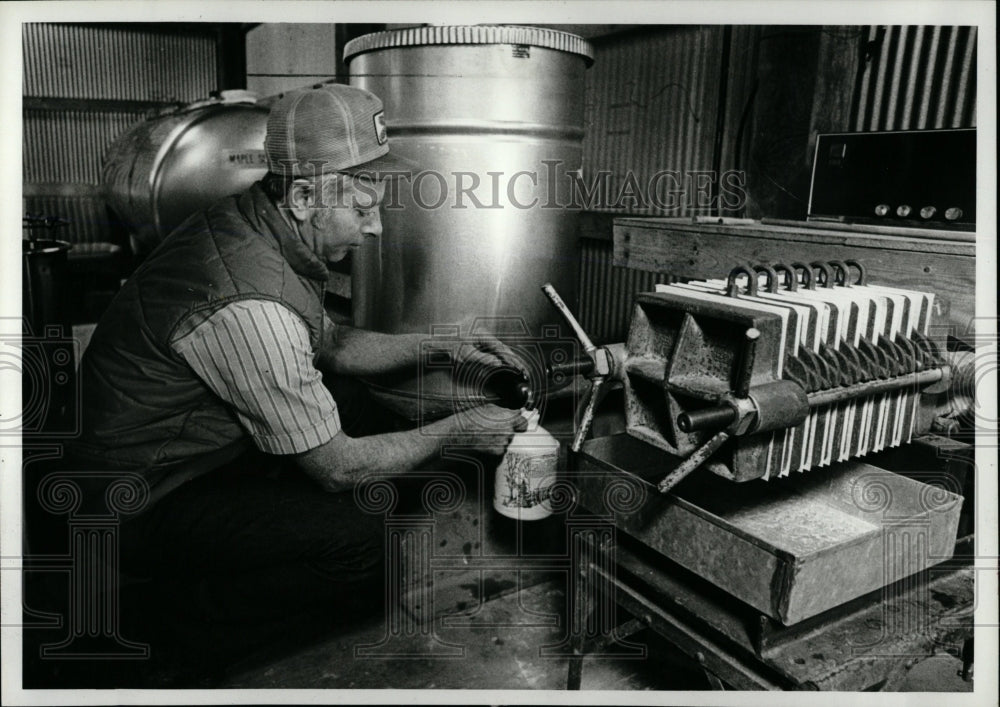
left=344, top=25, right=594, bottom=65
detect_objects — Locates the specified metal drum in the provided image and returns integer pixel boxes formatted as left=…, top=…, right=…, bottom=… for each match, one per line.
left=102, top=90, right=269, bottom=255
left=345, top=26, right=593, bottom=416
left=21, top=233, right=76, bottom=435
left=22, top=237, right=72, bottom=338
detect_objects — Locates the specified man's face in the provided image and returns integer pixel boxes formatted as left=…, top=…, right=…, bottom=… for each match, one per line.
left=303, top=176, right=385, bottom=265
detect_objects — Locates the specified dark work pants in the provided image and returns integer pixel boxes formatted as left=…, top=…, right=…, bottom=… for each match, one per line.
left=115, top=374, right=396, bottom=628
left=117, top=455, right=386, bottom=632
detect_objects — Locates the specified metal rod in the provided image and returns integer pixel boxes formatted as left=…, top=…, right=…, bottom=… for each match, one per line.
left=542, top=283, right=596, bottom=356
left=547, top=356, right=595, bottom=380
left=571, top=377, right=606, bottom=453
left=678, top=406, right=736, bottom=433
left=806, top=367, right=945, bottom=407
left=657, top=430, right=730, bottom=494
left=676, top=367, right=946, bottom=434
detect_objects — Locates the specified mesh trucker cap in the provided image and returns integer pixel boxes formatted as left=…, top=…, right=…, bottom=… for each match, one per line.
left=265, top=83, right=418, bottom=177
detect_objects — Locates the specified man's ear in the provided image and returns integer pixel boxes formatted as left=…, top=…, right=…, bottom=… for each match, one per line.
left=286, top=179, right=315, bottom=222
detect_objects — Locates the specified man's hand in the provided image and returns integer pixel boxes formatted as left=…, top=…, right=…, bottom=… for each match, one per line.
left=453, top=332, right=528, bottom=377
left=448, top=333, right=535, bottom=408
left=456, top=403, right=529, bottom=455
left=295, top=402, right=529, bottom=492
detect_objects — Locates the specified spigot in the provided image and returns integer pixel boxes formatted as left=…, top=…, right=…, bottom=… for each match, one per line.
left=540, top=283, right=624, bottom=452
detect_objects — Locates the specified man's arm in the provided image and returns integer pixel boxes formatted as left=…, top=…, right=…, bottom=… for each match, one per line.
left=317, top=321, right=424, bottom=376
left=294, top=404, right=524, bottom=493
left=173, top=301, right=343, bottom=455
left=172, top=302, right=527, bottom=493
left=318, top=318, right=529, bottom=378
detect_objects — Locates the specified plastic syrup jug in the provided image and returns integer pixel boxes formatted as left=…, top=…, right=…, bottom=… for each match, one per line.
left=493, top=409, right=560, bottom=521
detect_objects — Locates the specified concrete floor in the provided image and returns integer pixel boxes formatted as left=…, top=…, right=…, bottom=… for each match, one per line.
left=217, top=577, right=973, bottom=692
left=220, top=577, right=710, bottom=690
left=21, top=572, right=973, bottom=692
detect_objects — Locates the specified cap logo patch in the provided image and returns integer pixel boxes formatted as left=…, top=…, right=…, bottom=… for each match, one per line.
left=373, top=111, right=388, bottom=145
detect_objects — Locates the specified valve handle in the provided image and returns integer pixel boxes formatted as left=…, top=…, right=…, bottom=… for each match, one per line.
left=541, top=283, right=597, bottom=357
left=540, top=283, right=610, bottom=452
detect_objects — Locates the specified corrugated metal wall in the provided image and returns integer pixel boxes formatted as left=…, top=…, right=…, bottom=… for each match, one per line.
left=23, top=109, right=150, bottom=185
left=22, top=24, right=219, bottom=247
left=22, top=24, right=216, bottom=101
left=852, top=25, right=977, bottom=131
left=576, top=27, right=727, bottom=342
left=577, top=238, right=678, bottom=344
left=582, top=26, right=724, bottom=218
left=576, top=24, right=979, bottom=342
left=21, top=191, right=117, bottom=246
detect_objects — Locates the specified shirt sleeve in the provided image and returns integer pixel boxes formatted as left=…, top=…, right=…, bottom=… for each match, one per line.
left=171, top=300, right=341, bottom=454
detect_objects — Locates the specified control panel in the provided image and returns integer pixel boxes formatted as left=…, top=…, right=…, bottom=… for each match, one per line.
left=808, top=129, right=975, bottom=230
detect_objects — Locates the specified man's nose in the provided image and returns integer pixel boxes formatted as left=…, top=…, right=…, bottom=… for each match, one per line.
left=362, top=211, right=382, bottom=238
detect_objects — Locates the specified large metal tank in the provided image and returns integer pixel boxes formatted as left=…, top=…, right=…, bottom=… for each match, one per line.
left=102, top=90, right=269, bottom=255
left=345, top=26, right=593, bottom=414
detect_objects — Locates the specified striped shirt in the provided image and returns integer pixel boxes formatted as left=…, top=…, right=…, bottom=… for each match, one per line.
left=170, top=300, right=341, bottom=454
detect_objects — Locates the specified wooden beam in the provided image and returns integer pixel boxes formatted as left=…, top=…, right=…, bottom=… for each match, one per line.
left=23, top=96, right=178, bottom=114
left=23, top=183, right=105, bottom=198
left=578, top=211, right=617, bottom=242
left=215, top=24, right=248, bottom=91
left=763, top=217, right=975, bottom=244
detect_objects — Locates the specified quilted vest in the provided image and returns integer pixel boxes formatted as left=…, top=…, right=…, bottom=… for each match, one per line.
left=71, top=183, right=329, bottom=505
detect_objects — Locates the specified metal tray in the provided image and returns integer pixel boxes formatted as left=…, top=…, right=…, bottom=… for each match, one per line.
left=575, top=434, right=963, bottom=625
